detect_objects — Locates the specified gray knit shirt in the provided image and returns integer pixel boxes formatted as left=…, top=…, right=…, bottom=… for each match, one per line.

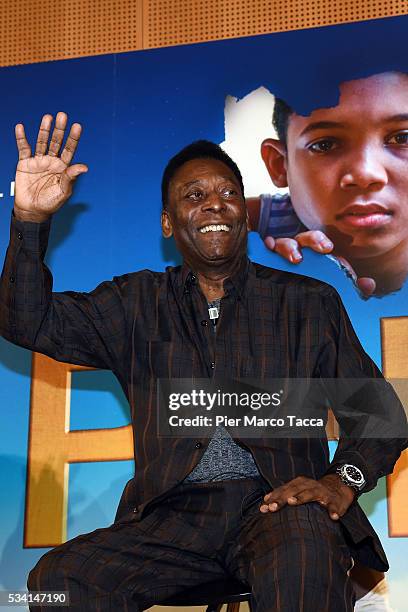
left=183, top=424, right=261, bottom=482
left=183, top=298, right=261, bottom=483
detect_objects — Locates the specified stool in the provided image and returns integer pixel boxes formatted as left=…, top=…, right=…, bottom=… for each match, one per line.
left=161, top=578, right=252, bottom=611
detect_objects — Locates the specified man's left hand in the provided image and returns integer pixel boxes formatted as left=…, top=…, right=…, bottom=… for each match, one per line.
left=260, top=474, right=356, bottom=520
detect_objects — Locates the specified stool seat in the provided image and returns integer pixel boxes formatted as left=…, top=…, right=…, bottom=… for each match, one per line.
left=161, top=577, right=251, bottom=607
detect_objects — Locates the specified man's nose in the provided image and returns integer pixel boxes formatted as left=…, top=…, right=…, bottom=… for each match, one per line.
left=202, top=192, right=226, bottom=211
left=340, top=147, right=388, bottom=191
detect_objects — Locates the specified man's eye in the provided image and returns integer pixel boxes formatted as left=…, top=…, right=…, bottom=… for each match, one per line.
left=387, top=131, right=408, bottom=145
left=222, top=188, right=237, bottom=197
left=308, top=139, right=338, bottom=153
left=187, top=191, right=203, bottom=200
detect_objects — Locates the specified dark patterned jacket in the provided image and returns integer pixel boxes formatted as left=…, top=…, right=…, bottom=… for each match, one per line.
left=1, top=214, right=406, bottom=571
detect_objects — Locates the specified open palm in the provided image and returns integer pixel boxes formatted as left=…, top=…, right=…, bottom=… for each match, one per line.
left=14, top=112, right=87, bottom=221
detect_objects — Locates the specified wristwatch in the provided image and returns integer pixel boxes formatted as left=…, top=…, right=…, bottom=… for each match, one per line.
left=336, top=464, right=366, bottom=491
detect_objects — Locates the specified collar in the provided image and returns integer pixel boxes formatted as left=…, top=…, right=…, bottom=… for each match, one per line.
left=169, top=255, right=251, bottom=301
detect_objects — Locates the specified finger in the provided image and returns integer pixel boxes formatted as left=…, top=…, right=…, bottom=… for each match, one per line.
left=334, top=255, right=376, bottom=297
left=281, top=483, right=330, bottom=507
left=356, top=277, right=376, bottom=297
left=327, top=505, right=340, bottom=520
left=259, top=501, right=281, bottom=512
left=261, top=487, right=286, bottom=512
left=60, top=123, right=82, bottom=165
left=295, top=230, right=334, bottom=253
left=263, top=486, right=285, bottom=504
left=286, top=487, right=330, bottom=506
left=273, top=237, right=303, bottom=263
left=326, top=499, right=347, bottom=521
left=35, top=114, right=53, bottom=156
left=15, top=124, right=32, bottom=160
left=260, top=493, right=308, bottom=513
left=263, top=236, right=276, bottom=251
left=263, top=477, right=312, bottom=503
left=48, top=112, right=68, bottom=157
left=263, top=479, right=312, bottom=510
left=60, top=164, right=88, bottom=195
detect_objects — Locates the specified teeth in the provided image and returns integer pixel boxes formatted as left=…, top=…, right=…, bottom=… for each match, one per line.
left=199, top=224, right=230, bottom=233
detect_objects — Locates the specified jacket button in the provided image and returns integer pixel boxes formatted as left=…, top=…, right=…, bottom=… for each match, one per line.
left=132, top=506, right=139, bottom=513
left=17, top=232, right=23, bottom=240
left=201, top=320, right=208, bottom=327
left=210, top=362, right=215, bottom=369
left=195, top=442, right=202, bottom=449
left=190, top=274, right=196, bottom=284
left=9, top=276, right=15, bottom=283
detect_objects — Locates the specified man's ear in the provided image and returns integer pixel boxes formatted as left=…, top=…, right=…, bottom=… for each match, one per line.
left=261, top=138, right=288, bottom=188
left=161, top=209, right=173, bottom=238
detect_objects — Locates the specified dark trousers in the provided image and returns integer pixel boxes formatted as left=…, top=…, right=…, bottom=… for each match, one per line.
left=28, top=477, right=355, bottom=611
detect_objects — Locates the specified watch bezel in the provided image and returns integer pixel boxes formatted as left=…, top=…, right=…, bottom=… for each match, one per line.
left=337, top=463, right=366, bottom=490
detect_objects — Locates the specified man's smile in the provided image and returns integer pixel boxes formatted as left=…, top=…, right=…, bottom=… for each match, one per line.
left=198, top=223, right=232, bottom=234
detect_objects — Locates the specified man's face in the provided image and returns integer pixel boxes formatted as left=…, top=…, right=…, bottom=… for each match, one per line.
left=161, top=157, right=249, bottom=268
left=262, top=73, right=408, bottom=259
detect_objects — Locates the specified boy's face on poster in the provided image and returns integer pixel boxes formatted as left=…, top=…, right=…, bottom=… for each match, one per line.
left=263, top=72, right=408, bottom=259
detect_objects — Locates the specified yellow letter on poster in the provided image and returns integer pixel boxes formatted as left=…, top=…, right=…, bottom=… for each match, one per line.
left=25, top=353, right=133, bottom=547
left=381, top=316, right=408, bottom=537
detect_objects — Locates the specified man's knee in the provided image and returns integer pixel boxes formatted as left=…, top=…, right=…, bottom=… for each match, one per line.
left=241, top=504, right=352, bottom=583
left=244, top=506, right=354, bottom=611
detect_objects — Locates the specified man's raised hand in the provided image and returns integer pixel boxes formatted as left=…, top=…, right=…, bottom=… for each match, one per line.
left=14, top=112, right=88, bottom=223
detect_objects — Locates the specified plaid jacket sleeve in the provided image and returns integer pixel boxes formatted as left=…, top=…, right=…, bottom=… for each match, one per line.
left=0, top=214, right=130, bottom=372
left=318, top=286, right=408, bottom=494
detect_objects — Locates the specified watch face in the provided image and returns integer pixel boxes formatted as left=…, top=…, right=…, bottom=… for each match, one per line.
left=343, top=464, right=365, bottom=485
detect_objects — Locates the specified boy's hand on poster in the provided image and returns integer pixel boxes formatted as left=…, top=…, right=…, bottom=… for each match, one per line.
left=263, top=231, right=377, bottom=298
left=263, top=229, right=333, bottom=263
left=14, top=112, right=88, bottom=223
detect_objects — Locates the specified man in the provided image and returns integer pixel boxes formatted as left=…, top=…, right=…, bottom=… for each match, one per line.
left=246, top=71, right=408, bottom=298
left=0, top=112, right=406, bottom=611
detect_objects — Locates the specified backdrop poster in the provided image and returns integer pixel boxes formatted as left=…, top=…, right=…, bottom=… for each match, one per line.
left=0, top=14, right=407, bottom=611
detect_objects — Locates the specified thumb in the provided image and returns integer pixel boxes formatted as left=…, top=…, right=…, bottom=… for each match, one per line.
left=356, top=277, right=376, bottom=297
left=335, top=256, right=376, bottom=297
left=60, top=164, right=88, bottom=195
left=65, top=163, right=88, bottom=180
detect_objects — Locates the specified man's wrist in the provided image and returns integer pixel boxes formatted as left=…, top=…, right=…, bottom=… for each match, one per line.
left=13, top=207, right=51, bottom=224
left=11, top=209, right=52, bottom=254
left=320, top=473, right=357, bottom=504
